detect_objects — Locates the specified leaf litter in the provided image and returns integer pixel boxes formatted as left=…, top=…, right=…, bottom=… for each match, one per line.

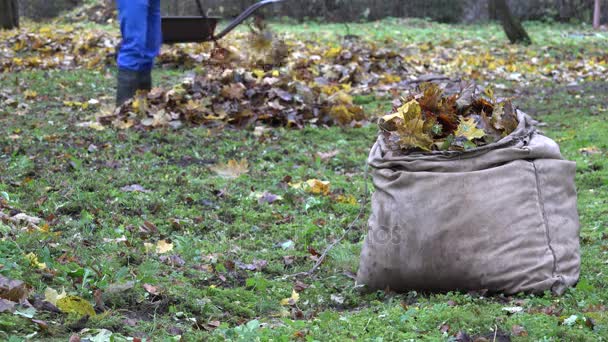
left=379, top=82, right=519, bottom=152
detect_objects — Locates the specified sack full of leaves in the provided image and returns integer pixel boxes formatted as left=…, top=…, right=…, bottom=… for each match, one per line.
left=356, top=84, right=580, bottom=295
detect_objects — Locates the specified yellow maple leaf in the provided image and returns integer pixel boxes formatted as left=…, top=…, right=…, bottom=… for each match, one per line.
left=455, top=117, right=486, bottom=141
left=381, top=100, right=422, bottom=126
left=280, top=290, right=300, bottom=306
left=396, top=117, right=435, bottom=151
left=156, top=240, right=174, bottom=254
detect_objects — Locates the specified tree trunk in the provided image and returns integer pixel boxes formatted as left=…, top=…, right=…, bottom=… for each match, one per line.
left=557, top=0, right=573, bottom=22
left=593, top=0, right=601, bottom=29
left=0, top=0, right=19, bottom=30
left=491, top=0, right=531, bottom=44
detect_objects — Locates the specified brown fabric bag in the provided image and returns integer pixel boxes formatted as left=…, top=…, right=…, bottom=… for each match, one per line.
left=357, top=111, right=580, bottom=295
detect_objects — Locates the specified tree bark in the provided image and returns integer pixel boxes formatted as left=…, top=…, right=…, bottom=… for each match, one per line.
left=593, top=0, right=601, bottom=29
left=0, top=0, right=19, bottom=30
left=491, top=0, right=531, bottom=44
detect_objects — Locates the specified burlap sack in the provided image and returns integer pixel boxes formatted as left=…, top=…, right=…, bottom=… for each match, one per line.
left=357, top=111, right=580, bottom=295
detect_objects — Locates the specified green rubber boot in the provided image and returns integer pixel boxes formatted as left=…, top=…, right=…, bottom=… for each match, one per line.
left=116, top=69, right=140, bottom=107
left=138, top=70, right=152, bottom=92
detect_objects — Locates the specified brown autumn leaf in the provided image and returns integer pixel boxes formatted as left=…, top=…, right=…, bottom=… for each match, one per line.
left=143, top=284, right=161, bottom=296
left=209, top=159, right=249, bottom=179
left=511, top=325, right=528, bottom=337
left=221, top=83, right=247, bottom=100
left=0, top=275, right=29, bottom=302
left=316, top=150, right=340, bottom=161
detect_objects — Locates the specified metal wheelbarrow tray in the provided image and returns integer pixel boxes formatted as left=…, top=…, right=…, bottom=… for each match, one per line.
left=162, top=0, right=284, bottom=44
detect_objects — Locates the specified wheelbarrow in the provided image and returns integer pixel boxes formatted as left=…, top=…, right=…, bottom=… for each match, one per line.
left=162, top=0, right=284, bottom=44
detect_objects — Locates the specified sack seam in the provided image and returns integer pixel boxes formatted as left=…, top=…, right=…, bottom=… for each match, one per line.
left=531, top=161, right=559, bottom=280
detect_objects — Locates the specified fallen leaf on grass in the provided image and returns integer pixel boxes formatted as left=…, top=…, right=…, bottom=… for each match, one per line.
left=76, top=121, right=106, bottom=131
left=204, top=320, right=221, bottom=331
left=252, top=191, right=282, bottom=204
left=156, top=240, right=174, bottom=254
left=335, top=194, right=357, bottom=205
left=209, top=159, right=249, bottom=178
left=44, top=287, right=67, bottom=306
left=316, top=150, right=340, bottom=161
left=562, top=314, right=578, bottom=326
left=143, top=284, right=161, bottom=296
left=280, top=290, right=300, bottom=306
left=11, top=213, right=42, bottom=226
left=579, top=146, right=602, bottom=155
left=290, top=179, right=331, bottom=196
left=511, top=325, right=528, bottom=337
left=330, top=294, right=345, bottom=305
left=25, top=252, right=47, bottom=270
left=236, top=259, right=268, bottom=271
left=159, top=254, right=186, bottom=267
left=0, top=275, right=29, bottom=302
left=502, top=306, right=523, bottom=314
left=56, top=295, right=96, bottom=317
left=294, top=281, right=309, bottom=292
left=120, top=184, right=151, bottom=193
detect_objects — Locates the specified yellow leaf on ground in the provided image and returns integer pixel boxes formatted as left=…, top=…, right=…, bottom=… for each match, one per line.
left=156, top=240, right=174, bottom=254
left=305, top=179, right=331, bottom=196
left=56, top=295, right=96, bottom=317
left=25, top=253, right=47, bottom=270
left=210, top=159, right=249, bottom=179
left=579, top=146, right=602, bottom=155
left=455, top=117, right=486, bottom=141
left=280, top=290, right=300, bottom=306
left=336, top=194, right=357, bottom=205
left=44, top=287, right=67, bottom=306
left=24, top=90, right=37, bottom=100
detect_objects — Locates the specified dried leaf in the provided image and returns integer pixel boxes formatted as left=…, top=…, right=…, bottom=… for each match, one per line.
left=280, top=290, right=300, bottom=306
left=120, top=184, right=151, bottom=193
left=293, top=179, right=332, bottom=196
left=143, top=284, right=161, bottom=296
left=0, top=275, right=29, bottom=302
left=156, top=240, right=174, bottom=254
left=44, top=287, right=67, bottom=306
left=210, top=159, right=249, bottom=179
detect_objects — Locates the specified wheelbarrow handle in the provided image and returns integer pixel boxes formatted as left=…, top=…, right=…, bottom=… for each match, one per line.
left=213, top=0, right=284, bottom=41
left=195, top=0, right=207, bottom=18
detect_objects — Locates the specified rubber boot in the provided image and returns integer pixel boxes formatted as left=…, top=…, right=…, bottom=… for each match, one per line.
left=138, top=70, right=152, bottom=92
left=116, top=69, right=140, bottom=107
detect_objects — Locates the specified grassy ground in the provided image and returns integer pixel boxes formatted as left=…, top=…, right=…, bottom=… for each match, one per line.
left=1, top=20, right=607, bottom=341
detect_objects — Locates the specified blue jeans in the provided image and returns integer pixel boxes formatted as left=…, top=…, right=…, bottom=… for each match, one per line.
left=116, top=0, right=162, bottom=72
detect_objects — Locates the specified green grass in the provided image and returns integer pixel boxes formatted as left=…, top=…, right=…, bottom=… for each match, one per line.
left=1, top=20, right=607, bottom=341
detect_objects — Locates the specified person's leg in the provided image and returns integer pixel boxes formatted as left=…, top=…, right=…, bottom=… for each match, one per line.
left=139, top=0, right=162, bottom=91
left=116, top=0, right=151, bottom=106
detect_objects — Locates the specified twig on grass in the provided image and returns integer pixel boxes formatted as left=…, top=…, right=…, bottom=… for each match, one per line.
left=281, top=164, right=370, bottom=280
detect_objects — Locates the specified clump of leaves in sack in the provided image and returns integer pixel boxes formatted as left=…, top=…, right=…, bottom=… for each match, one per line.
left=379, top=82, right=518, bottom=152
